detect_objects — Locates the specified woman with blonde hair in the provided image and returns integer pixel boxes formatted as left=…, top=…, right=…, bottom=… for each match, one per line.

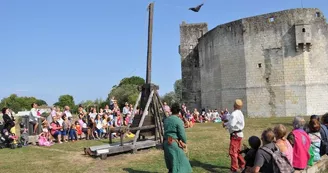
left=273, top=124, right=293, bottom=164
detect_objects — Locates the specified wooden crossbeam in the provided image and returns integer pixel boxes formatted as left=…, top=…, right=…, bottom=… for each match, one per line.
left=128, top=91, right=142, bottom=128
left=132, top=89, right=155, bottom=151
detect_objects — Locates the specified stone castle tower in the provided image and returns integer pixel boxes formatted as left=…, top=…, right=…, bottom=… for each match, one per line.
left=179, top=8, right=328, bottom=117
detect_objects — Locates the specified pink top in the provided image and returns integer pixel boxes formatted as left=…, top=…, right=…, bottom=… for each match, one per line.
left=164, top=105, right=171, bottom=113
left=292, top=129, right=311, bottom=169
left=282, top=140, right=293, bottom=165
left=50, top=122, right=61, bottom=135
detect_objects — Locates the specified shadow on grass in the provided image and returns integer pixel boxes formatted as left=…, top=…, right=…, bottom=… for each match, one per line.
left=123, top=168, right=158, bottom=173
left=190, top=160, right=230, bottom=172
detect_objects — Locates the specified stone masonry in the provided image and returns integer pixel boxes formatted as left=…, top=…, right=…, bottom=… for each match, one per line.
left=179, top=8, right=328, bottom=117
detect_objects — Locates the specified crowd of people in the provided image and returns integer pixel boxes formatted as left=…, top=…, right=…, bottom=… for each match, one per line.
left=163, top=102, right=230, bottom=129
left=218, top=99, right=328, bottom=173
left=163, top=99, right=328, bottom=173
left=2, top=97, right=328, bottom=173
left=1, top=96, right=140, bottom=146
left=42, top=100, right=139, bottom=144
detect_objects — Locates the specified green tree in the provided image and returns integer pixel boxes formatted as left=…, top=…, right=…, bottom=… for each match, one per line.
left=79, top=100, right=95, bottom=108
left=54, top=95, right=75, bottom=109
left=36, top=99, right=48, bottom=106
left=118, top=76, right=145, bottom=87
left=107, top=76, right=144, bottom=108
left=161, top=91, right=177, bottom=106
left=0, top=94, right=47, bottom=113
left=174, top=79, right=182, bottom=103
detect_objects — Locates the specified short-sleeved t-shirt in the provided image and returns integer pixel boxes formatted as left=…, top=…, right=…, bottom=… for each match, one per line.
left=254, top=143, right=275, bottom=173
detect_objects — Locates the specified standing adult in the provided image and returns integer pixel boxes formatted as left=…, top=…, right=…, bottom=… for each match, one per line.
left=2, top=107, right=15, bottom=132
left=287, top=116, right=311, bottom=171
left=109, top=96, right=116, bottom=110
left=29, top=103, right=40, bottom=134
left=122, top=102, right=130, bottom=119
left=47, top=106, right=56, bottom=126
left=163, top=103, right=192, bottom=173
left=163, top=102, right=171, bottom=115
left=223, top=99, right=245, bottom=172
left=64, top=106, right=72, bottom=121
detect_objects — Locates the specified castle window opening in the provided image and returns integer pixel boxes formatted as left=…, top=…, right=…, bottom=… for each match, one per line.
left=199, top=30, right=204, bottom=37
left=258, top=63, right=262, bottom=68
left=269, top=17, right=275, bottom=22
left=316, top=12, right=321, bottom=17
left=189, top=45, right=193, bottom=50
left=302, top=28, right=306, bottom=32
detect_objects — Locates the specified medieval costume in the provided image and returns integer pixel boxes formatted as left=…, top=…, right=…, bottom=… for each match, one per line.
left=163, top=114, right=192, bottom=173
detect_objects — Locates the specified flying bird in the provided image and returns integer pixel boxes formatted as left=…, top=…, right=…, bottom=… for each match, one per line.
left=189, top=3, right=204, bottom=12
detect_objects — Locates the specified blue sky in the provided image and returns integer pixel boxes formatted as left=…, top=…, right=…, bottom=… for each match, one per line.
left=0, top=0, right=327, bottom=105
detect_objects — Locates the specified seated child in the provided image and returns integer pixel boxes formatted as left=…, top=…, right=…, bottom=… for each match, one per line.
left=75, top=121, right=82, bottom=140
left=61, top=115, right=69, bottom=142
left=41, top=117, right=50, bottom=141
left=125, top=112, right=131, bottom=126
left=69, top=123, right=77, bottom=141
left=107, top=117, right=117, bottom=138
left=240, top=136, right=261, bottom=173
left=102, top=115, right=108, bottom=138
left=183, top=118, right=190, bottom=128
left=38, top=132, right=53, bottom=147
left=81, top=118, right=89, bottom=140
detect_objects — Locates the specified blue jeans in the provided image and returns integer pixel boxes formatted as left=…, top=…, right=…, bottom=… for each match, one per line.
left=69, top=129, right=77, bottom=140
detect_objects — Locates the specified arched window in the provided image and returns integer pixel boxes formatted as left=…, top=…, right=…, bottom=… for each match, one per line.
left=302, top=28, right=306, bottom=32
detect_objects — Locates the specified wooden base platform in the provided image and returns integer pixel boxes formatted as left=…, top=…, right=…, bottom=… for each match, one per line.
left=84, top=139, right=159, bottom=160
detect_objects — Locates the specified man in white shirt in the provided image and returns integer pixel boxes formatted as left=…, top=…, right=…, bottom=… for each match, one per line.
left=29, top=103, right=40, bottom=134
left=223, top=99, right=245, bottom=173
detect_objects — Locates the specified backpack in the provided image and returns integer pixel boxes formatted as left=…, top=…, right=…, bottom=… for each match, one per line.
left=261, top=145, right=294, bottom=173
left=319, top=125, right=328, bottom=156
left=308, top=145, right=315, bottom=166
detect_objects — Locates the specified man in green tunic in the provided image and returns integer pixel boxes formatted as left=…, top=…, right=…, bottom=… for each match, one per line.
left=163, top=103, right=193, bottom=173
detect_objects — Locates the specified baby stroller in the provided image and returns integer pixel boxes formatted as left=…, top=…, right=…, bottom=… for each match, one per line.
left=0, top=122, right=22, bottom=149
left=19, top=122, right=29, bottom=146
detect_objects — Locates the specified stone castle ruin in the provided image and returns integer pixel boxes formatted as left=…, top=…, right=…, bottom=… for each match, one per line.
left=179, top=8, right=328, bottom=117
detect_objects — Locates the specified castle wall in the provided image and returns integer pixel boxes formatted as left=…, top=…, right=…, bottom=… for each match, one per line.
left=198, top=20, right=247, bottom=113
left=181, top=48, right=202, bottom=110
left=304, top=17, right=328, bottom=115
left=180, top=8, right=328, bottom=116
left=242, top=9, right=328, bottom=117
left=243, top=9, right=310, bottom=117
left=179, top=22, right=208, bottom=110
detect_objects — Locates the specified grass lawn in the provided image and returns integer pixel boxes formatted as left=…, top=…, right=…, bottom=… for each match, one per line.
left=0, top=117, right=297, bottom=173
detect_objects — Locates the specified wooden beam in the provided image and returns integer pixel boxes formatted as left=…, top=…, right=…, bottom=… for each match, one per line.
left=153, top=95, right=163, bottom=143
left=155, top=91, right=165, bottom=130
left=146, top=2, right=154, bottom=84
left=128, top=91, right=142, bottom=128
left=132, top=90, right=155, bottom=150
left=109, top=125, right=156, bottom=133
